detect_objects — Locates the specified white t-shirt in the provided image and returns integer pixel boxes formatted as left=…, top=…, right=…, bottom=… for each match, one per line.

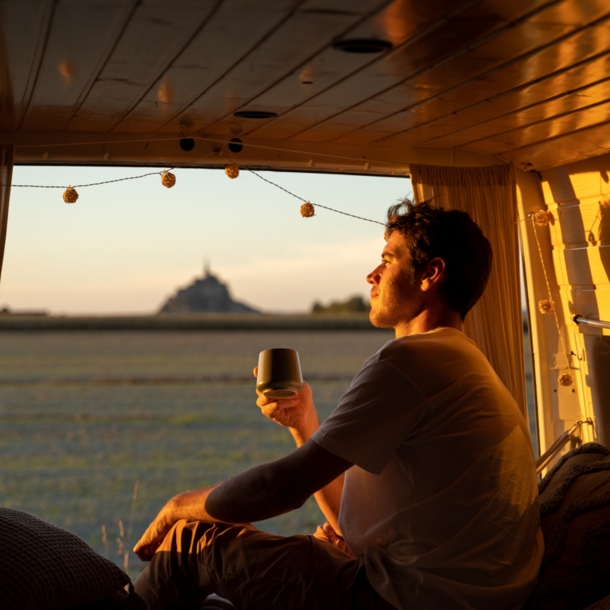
left=311, top=328, right=543, bottom=610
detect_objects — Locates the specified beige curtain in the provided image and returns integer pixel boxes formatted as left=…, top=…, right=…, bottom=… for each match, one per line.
left=0, top=145, right=14, bottom=283
left=410, top=163, right=527, bottom=417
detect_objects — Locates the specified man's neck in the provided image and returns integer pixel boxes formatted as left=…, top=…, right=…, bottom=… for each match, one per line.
left=394, top=308, right=462, bottom=339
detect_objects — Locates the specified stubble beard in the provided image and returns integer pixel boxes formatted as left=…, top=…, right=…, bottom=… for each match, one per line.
left=368, top=306, right=395, bottom=329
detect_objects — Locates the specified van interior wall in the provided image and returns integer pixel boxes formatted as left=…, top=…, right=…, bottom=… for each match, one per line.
left=531, top=155, right=610, bottom=450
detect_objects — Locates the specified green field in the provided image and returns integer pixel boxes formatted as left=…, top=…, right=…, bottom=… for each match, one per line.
left=0, top=330, right=393, bottom=579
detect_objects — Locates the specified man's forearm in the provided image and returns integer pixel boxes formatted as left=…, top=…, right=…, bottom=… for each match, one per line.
left=166, top=485, right=220, bottom=523
left=205, top=460, right=310, bottom=523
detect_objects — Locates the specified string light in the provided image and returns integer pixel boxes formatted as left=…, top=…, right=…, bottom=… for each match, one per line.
left=242, top=166, right=385, bottom=226
left=12, top=162, right=386, bottom=226
left=532, top=210, right=553, bottom=227
left=160, top=170, right=176, bottom=188
left=300, top=201, right=315, bottom=217
left=13, top=169, right=176, bottom=201
left=224, top=164, right=239, bottom=179
left=530, top=214, right=589, bottom=422
left=62, top=186, right=78, bottom=203
left=530, top=215, right=565, bottom=355
left=538, top=299, right=555, bottom=314
left=530, top=214, right=567, bottom=353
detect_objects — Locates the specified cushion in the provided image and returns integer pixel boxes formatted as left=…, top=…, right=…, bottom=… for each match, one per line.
left=0, top=507, right=132, bottom=610
left=525, top=443, right=610, bottom=610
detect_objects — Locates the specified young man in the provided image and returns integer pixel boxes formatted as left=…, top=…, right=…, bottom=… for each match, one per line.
left=134, top=201, right=543, bottom=610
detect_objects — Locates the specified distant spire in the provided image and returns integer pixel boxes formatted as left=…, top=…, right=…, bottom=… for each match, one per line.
left=203, top=258, right=210, bottom=277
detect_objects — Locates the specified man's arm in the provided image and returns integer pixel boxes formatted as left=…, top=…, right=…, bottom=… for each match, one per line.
left=254, top=377, right=346, bottom=534
left=133, top=439, right=352, bottom=561
left=206, top=439, right=351, bottom=522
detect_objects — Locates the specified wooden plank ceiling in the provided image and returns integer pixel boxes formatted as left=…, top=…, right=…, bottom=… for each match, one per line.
left=2, top=0, right=610, bottom=170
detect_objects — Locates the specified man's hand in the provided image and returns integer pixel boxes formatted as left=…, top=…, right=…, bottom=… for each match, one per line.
left=254, top=367, right=319, bottom=444
left=133, top=499, right=177, bottom=561
left=133, top=485, right=220, bottom=561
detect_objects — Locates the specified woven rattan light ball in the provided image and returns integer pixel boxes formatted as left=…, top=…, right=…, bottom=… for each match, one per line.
left=224, top=164, right=240, bottom=179
left=538, top=299, right=555, bottom=314
left=161, top=170, right=176, bottom=188
left=300, top=202, right=315, bottom=218
left=63, top=186, right=78, bottom=203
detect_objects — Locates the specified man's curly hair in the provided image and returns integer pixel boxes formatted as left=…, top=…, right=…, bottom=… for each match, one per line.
left=385, top=200, right=492, bottom=320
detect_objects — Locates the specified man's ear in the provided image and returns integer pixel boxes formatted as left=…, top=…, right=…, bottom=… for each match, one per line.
left=420, top=257, right=446, bottom=292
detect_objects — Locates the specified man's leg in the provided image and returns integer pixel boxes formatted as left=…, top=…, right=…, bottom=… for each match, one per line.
left=134, top=519, right=363, bottom=610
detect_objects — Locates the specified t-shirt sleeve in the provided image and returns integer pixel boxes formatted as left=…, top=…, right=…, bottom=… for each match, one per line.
left=311, top=350, right=429, bottom=475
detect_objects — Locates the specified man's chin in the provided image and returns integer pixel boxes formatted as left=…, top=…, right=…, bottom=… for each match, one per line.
left=369, top=310, right=393, bottom=329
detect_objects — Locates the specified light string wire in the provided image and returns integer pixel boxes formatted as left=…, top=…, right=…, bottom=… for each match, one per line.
left=530, top=215, right=571, bottom=366
left=529, top=213, right=591, bottom=426
left=11, top=168, right=175, bottom=189
left=246, top=167, right=386, bottom=226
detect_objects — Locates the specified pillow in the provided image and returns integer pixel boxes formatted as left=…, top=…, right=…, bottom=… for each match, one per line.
left=0, top=507, right=133, bottom=610
left=525, top=443, right=610, bottom=610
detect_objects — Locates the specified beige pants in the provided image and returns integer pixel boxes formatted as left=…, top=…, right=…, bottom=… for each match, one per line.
left=134, top=520, right=395, bottom=610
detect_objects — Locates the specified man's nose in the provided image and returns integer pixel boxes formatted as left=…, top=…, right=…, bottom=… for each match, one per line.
left=366, top=266, right=381, bottom=285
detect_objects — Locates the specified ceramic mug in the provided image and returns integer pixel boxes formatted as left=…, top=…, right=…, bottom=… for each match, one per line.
left=256, top=348, right=303, bottom=398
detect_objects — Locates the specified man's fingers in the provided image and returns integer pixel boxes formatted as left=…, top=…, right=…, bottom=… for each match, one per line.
left=260, top=403, right=281, bottom=418
left=133, top=538, right=157, bottom=562
left=256, top=394, right=299, bottom=408
left=257, top=399, right=299, bottom=419
left=134, top=544, right=156, bottom=562
left=253, top=366, right=258, bottom=378
left=134, top=526, right=166, bottom=560
left=133, top=544, right=151, bottom=562
left=133, top=513, right=174, bottom=561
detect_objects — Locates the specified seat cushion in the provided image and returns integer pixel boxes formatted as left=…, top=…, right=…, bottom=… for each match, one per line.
left=0, top=507, right=131, bottom=610
left=525, top=442, right=610, bottom=610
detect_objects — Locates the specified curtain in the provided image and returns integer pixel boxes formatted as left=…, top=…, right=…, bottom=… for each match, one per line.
left=410, top=163, right=527, bottom=417
left=0, top=145, right=14, bottom=283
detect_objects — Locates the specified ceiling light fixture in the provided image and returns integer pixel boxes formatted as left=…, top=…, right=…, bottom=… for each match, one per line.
left=179, top=138, right=195, bottom=151
left=233, top=111, right=278, bottom=119
left=228, top=138, right=243, bottom=153
left=332, top=38, right=393, bottom=53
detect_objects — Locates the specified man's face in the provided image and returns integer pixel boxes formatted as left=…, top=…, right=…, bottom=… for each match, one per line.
left=366, top=231, right=423, bottom=330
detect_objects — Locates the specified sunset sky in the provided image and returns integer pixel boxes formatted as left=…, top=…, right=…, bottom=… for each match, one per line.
left=1, top=166, right=412, bottom=314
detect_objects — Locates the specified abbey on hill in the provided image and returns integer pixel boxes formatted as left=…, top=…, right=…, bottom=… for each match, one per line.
left=159, top=265, right=259, bottom=314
